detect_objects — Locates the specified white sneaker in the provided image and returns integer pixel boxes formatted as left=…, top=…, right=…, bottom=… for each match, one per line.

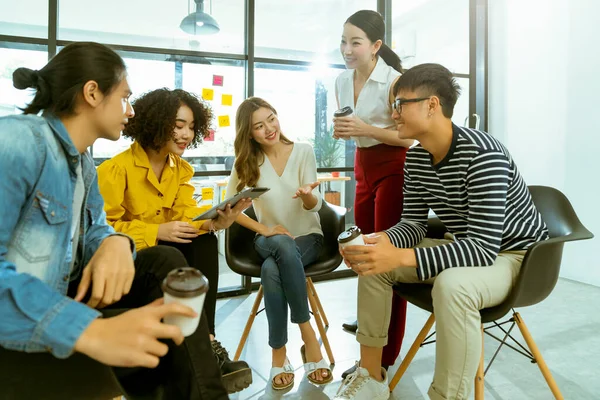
left=333, top=364, right=389, bottom=400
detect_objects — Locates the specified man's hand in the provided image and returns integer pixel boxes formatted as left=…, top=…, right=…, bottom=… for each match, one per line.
left=213, top=198, right=253, bottom=230
left=340, top=233, right=414, bottom=276
left=74, top=298, right=196, bottom=368
left=75, top=235, right=134, bottom=308
left=157, top=221, right=200, bottom=243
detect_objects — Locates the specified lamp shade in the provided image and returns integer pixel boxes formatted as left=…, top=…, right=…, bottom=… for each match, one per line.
left=180, top=9, right=220, bottom=35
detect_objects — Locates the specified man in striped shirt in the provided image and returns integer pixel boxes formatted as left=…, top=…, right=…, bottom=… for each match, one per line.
left=335, top=64, right=548, bottom=400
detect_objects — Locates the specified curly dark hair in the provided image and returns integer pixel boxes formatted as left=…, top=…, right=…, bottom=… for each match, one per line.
left=123, top=88, right=213, bottom=151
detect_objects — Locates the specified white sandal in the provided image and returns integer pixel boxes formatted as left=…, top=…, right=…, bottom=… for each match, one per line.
left=269, top=357, right=295, bottom=390
left=300, top=345, right=333, bottom=386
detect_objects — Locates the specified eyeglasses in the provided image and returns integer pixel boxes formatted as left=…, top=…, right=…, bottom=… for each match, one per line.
left=392, top=97, right=437, bottom=114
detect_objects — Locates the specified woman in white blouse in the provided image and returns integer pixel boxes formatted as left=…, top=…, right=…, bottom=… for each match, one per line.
left=226, top=97, right=332, bottom=391
left=334, top=10, right=414, bottom=372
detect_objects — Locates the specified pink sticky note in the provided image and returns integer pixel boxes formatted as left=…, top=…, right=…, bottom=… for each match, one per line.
left=212, top=75, right=224, bottom=86
left=205, top=129, right=215, bottom=141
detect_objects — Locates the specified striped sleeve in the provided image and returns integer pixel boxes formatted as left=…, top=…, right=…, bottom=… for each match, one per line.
left=414, top=151, right=510, bottom=280
left=385, top=165, right=428, bottom=248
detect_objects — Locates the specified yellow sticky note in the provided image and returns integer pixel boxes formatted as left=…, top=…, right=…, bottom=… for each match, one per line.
left=222, top=94, right=233, bottom=106
left=218, top=115, right=230, bottom=127
left=201, top=187, right=214, bottom=201
left=202, top=88, right=214, bottom=101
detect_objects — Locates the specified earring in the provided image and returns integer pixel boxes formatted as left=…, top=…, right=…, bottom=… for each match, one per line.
left=371, top=53, right=375, bottom=61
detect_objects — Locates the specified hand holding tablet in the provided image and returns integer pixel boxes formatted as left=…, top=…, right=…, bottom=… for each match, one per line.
left=193, top=187, right=269, bottom=221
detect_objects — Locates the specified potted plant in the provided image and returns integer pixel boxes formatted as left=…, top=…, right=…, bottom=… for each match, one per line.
left=312, top=127, right=344, bottom=205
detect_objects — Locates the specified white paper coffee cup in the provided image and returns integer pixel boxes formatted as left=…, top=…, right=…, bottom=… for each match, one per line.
left=162, top=267, right=209, bottom=337
left=338, top=226, right=365, bottom=253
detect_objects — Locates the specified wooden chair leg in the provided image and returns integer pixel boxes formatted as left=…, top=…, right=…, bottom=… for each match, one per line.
left=307, top=278, right=329, bottom=327
left=307, top=281, right=335, bottom=365
left=234, top=285, right=264, bottom=361
left=389, top=314, right=436, bottom=391
left=474, top=325, right=485, bottom=400
left=514, top=312, right=564, bottom=400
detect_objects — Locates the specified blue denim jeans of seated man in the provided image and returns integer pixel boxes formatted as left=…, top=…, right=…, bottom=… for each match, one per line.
left=254, top=233, right=323, bottom=349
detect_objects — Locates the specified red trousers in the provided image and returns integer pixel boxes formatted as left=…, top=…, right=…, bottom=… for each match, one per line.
left=354, top=144, right=407, bottom=367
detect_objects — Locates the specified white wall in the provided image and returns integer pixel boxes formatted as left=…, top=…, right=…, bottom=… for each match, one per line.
left=489, top=0, right=600, bottom=286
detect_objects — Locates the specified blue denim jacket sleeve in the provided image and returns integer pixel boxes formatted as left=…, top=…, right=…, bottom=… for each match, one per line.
left=0, top=119, right=100, bottom=358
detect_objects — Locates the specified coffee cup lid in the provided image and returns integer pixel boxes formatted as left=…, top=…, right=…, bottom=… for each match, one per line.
left=334, top=106, right=353, bottom=117
left=162, top=267, right=208, bottom=298
left=338, top=226, right=362, bottom=243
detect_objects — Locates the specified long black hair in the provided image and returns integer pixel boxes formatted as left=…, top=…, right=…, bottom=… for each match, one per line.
left=12, top=42, right=127, bottom=116
left=346, top=10, right=402, bottom=73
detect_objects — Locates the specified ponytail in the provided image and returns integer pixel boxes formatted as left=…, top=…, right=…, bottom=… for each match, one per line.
left=377, top=43, right=403, bottom=73
left=12, top=42, right=126, bottom=117
left=13, top=68, right=53, bottom=115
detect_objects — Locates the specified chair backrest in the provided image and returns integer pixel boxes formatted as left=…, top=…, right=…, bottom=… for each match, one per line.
left=483, top=186, right=593, bottom=320
left=225, top=201, right=346, bottom=277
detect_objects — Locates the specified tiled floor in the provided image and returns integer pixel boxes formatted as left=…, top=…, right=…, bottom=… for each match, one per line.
left=214, top=276, right=600, bottom=399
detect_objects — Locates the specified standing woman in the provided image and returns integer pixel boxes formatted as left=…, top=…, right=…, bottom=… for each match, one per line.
left=334, top=10, right=413, bottom=371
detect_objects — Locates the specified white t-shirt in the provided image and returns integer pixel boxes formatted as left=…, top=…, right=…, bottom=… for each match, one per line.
left=226, top=142, right=323, bottom=238
left=335, top=57, right=400, bottom=148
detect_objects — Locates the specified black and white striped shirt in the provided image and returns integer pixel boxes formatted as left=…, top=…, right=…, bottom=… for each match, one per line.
left=386, top=124, right=549, bottom=281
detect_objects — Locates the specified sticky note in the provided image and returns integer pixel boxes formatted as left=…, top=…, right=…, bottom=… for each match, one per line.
left=205, top=129, right=215, bottom=141
left=222, top=94, right=233, bottom=106
left=213, top=75, right=224, bottom=86
left=218, top=115, right=230, bottom=127
left=202, top=88, right=214, bottom=101
left=201, top=187, right=214, bottom=201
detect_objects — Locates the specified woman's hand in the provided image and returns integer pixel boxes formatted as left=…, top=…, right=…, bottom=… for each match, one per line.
left=157, top=221, right=200, bottom=243
left=333, top=115, right=370, bottom=139
left=212, top=198, right=253, bottom=230
left=292, top=182, right=320, bottom=200
left=260, top=225, right=293, bottom=238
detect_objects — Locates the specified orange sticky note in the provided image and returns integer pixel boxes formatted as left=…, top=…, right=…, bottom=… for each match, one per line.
left=202, top=88, right=214, bottom=101
left=218, top=115, right=230, bottom=127
left=222, top=94, right=233, bottom=106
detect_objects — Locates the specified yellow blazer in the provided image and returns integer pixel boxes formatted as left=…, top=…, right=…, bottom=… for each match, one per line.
left=97, top=141, right=208, bottom=251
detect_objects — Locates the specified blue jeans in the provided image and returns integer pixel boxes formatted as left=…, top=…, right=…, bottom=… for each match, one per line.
left=254, top=233, right=323, bottom=349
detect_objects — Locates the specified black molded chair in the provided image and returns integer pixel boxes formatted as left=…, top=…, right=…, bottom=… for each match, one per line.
left=388, top=186, right=594, bottom=400
left=0, top=347, right=123, bottom=400
left=225, top=202, right=345, bottom=365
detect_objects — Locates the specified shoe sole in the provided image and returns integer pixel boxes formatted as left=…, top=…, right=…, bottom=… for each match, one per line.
left=222, top=367, right=253, bottom=394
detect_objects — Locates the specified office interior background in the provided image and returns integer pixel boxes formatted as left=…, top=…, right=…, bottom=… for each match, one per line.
left=1, top=0, right=599, bottom=398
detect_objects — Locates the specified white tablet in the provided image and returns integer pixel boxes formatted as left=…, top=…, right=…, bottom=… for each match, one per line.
left=192, top=187, right=269, bottom=221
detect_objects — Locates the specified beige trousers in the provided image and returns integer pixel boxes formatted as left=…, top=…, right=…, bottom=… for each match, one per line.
left=356, top=238, right=525, bottom=400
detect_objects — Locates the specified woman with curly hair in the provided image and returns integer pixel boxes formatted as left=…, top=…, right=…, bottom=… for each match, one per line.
left=97, top=88, right=252, bottom=394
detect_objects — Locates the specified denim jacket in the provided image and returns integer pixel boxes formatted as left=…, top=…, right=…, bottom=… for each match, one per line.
left=0, top=114, right=133, bottom=358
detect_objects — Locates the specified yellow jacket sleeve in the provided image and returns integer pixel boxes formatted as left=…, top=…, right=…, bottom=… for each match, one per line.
left=171, top=161, right=209, bottom=233
left=97, top=161, right=159, bottom=250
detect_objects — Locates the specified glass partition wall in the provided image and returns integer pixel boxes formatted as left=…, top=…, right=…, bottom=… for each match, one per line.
left=0, top=0, right=487, bottom=296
